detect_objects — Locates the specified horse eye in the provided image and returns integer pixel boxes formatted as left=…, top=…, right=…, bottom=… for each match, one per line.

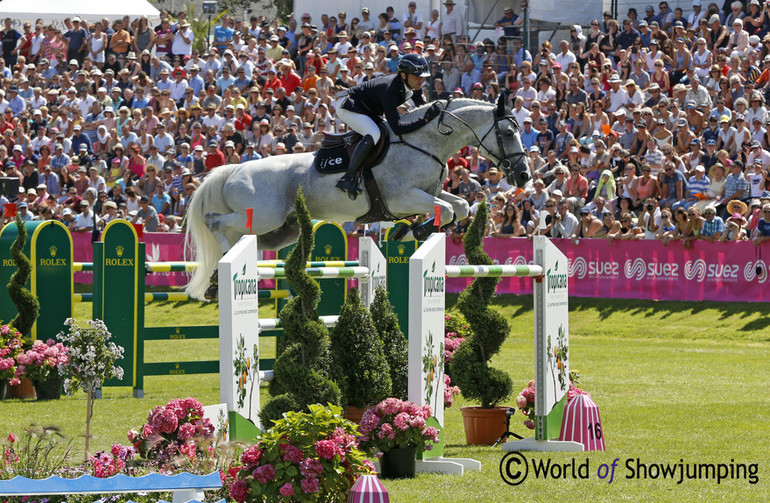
left=505, top=129, right=514, bottom=137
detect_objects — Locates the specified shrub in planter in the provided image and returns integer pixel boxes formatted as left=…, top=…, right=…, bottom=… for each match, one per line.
left=227, top=404, right=374, bottom=502
left=330, top=288, right=391, bottom=408
left=262, top=191, right=341, bottom=426
left=451, top=201, right=513, bottom=409
left=7, top=216, right=39, bottom=336
left=369, top=287, right=408, bottom=400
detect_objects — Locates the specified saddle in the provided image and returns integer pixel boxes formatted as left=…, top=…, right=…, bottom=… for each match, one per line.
left=313, top=121, right=396, bottom=223
left=313, top=121, right=390, bottom=174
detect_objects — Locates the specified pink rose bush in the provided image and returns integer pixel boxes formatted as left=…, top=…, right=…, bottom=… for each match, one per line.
left=443, top=374, right=460, bottom=408
left=357, top=398, right=440, bottom=456
left=227, top=404, right=373, bottom=502
left=89, top=443, right=136, bottom=478
left=128, top=397, right=214, bottom=467
left=0, top=325, right=25, bottom=386
left=15, top=339, right=69, bottom=384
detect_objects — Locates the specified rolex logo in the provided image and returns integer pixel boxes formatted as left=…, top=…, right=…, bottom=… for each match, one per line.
left=324, top=244, right=332, bottom=255
left=175, top=327, right=180, bottom=333
left=398, top=244, right=406, bottom=255
left=116, top=246, right=124, bottom=257
left=49, top=246, right=57, bottom=257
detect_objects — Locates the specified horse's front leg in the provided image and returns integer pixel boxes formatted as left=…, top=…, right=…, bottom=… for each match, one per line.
left=389, top=189, right=456, bottom=240
left=438, top=190, right=470, bottom=224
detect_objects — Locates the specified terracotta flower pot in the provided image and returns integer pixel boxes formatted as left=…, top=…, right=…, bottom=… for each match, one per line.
left=460, top=406, right=510, bottom=445
left=344, top=405, right=369, bottom=424
left=6, top=377, right=36, bottom=400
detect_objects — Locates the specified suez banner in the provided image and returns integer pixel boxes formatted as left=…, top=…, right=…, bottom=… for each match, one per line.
left=446, top=238, right=770, bottom=302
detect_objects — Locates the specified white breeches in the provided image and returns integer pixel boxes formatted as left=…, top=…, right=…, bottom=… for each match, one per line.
left=333, top=97, right=382, bottom=143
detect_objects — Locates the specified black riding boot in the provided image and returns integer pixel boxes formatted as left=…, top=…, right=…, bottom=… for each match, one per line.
left=336, top=134, right=375, bottom=200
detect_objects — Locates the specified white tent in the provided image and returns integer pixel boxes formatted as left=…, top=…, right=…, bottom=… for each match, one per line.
left=0, top=0, right=161, bottom=26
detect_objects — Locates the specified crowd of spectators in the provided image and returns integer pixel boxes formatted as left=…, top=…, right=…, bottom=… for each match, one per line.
left=0, top=2, right=769, bottom=245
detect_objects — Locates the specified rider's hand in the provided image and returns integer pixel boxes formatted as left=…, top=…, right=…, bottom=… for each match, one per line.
left=423, top=102, right=441, bottom=123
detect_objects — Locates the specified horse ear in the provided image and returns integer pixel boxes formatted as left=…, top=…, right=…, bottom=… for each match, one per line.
left=496, top=94, right=505, bottom=118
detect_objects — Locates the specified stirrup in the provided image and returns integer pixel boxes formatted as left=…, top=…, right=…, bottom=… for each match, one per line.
left=336, top=176, right=362, bottom=199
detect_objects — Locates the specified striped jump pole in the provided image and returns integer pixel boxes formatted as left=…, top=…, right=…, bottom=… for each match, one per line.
left=445, top=264, right=544, bottom=278
left=73, top=262, right=93, bottom=272
left=257, top=260, right=360, bottom=268
left=145, top=262, right=198, bottom=273
left=257, top=266, right=371, bottom=280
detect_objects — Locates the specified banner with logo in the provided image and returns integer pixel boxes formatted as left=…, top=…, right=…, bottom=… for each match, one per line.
left=219, top=235, right=261, bottom=430
left=72, top=231, right=770, bottom=302
left=408, top=233, right=446, bottom=459
left=446, top=238, right=770, bottom=302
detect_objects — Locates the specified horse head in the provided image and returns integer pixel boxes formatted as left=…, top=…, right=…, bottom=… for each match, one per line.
left=490, top=94, right=530, bottom=188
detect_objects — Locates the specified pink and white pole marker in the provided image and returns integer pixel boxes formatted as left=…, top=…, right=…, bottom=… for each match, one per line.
left=347, top=475, right=390, bottom=503
left=559, top=393, right=606, bottom=451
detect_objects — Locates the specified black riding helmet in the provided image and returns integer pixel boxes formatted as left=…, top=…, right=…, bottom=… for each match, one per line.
left=398, top=53, right=431, bottom=77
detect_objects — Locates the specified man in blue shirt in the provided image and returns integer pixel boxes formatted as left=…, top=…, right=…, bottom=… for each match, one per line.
left=70, top=125, right=92, bottom=155
left=216, top=67, right=235, bottom=95
left=213, top=22, right=234, bottom=53
left=512, top=37, right=532, bottom=68
left=699, top=205, right=725, bottom=241
left=6, top=86, right=25, bottom=116
left=65, top=17, right=88, bottom=65
left=617, top=19, right=640, bottom=50
left=495, top=7, right=521, bottom=37
left=519, top=117, right=538, bottom=150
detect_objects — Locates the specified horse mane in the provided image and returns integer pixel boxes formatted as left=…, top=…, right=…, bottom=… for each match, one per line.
left=402, top=97, right=495, bottom=122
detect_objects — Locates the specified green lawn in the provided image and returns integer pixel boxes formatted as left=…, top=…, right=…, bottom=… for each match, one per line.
left=1, top=294, right=768, bottom=502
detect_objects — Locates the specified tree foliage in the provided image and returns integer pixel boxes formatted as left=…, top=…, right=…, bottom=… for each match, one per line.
left=262, top=190, right=340, bottom=426
left=369, top=287, right=409, bottom=400
left=329, top=288, right=391, bottom=408
left=7, top=217, right=39, bottom=336
left=450, top=203, right=513, bottom=408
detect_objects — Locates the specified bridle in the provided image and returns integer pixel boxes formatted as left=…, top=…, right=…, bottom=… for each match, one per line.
left=435, top=98, right=527, bottom=171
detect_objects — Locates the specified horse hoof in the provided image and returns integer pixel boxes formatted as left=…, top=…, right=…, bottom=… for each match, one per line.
left=204, top=284, right=218, bottom=300
left=347, top=191, right=358, bottom=201
left=209, top=270, right=218, bottom=284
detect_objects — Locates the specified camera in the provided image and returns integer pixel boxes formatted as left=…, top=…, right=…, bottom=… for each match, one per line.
left=646, top=204, right=654, bottom=211
left=202, top=1, right=218, bottom=14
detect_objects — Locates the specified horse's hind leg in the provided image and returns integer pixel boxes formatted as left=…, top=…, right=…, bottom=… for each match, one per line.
left=257, top=214, right=300, bottom=250
left=203, top=211, right=247, bottom=299
left=205, top=212, right=248, bottom=253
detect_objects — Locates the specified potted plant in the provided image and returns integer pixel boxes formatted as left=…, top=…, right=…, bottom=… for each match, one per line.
left=450, top=202, right=514, bottom=445
left=16, top=339, right=70, bottom=400
left=3, top=216, right=39, bottom=400
left=357, top=398, right=440, bottom=479
left=226, top=404, right=374, bottom=501
left=262, top=191, right=341, bottom=426
left=0, top=324, right=24, bottom=399
left=330, top=288, right=392, bottom=422
left=369, top=287, right=409, bottom=400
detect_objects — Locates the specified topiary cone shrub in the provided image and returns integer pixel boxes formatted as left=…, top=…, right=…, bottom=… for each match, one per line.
left=450, top=202, right=512, bottom=409
left=369, top=286, right=408, bottom=400
left=7, top=216, right=39, bottom=336
left=329, top=288, right=391, bottom=408
left=261, top=190, right=340, bottom=426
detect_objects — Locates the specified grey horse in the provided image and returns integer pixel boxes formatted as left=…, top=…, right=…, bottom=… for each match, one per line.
left=185, top=96, right=529, bottom=300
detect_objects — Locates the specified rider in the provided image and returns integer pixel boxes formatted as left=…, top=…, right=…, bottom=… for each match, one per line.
left=333, top=53, right=441, bottom=199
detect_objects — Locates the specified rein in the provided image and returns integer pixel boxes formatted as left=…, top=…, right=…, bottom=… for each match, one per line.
left=435, top=98, right=527, bottom=170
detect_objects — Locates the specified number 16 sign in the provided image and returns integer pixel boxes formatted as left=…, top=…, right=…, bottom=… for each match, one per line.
left=558, top=393, right=606, bottom=451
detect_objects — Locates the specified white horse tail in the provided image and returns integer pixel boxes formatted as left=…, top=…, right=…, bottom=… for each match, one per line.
left=185, top=164, right=238, bottom=300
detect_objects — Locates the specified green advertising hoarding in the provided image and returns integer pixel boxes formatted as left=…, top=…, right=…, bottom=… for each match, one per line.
left=93, top=220, right=142, bottom=391
left=0, top=220, right=73, bottom=340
